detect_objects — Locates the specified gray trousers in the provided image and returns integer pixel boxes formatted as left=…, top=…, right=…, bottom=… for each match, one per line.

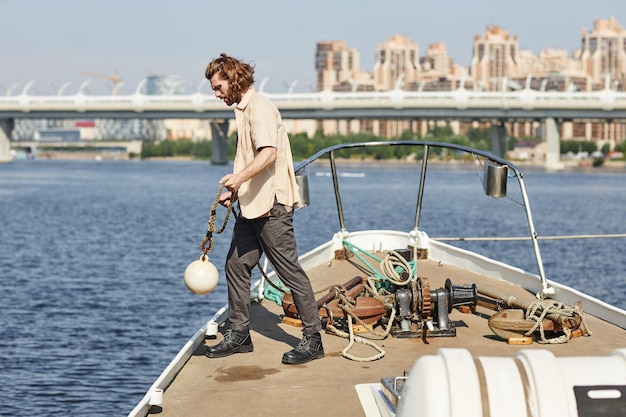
left=225, top=200, right=322, bottom=336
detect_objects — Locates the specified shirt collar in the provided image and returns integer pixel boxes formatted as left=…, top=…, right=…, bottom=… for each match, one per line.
left=235, top=88, right=255, bottom=111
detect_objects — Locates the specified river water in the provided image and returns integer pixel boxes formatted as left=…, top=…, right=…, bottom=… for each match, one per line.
left=1, top=159, right=625, bottom=416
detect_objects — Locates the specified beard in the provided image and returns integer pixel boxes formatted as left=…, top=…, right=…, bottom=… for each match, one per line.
left=224, top=90, right=242, bottom=106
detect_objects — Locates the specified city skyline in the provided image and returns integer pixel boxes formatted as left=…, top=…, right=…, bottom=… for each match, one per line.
left=2, top=0, right=625, bottom=94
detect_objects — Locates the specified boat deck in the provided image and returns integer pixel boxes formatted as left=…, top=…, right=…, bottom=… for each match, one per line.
left=153, top=255, right=625, bottom=417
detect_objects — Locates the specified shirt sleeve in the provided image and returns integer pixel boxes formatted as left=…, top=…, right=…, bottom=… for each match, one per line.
left=248, top=95, right=278, bottom=150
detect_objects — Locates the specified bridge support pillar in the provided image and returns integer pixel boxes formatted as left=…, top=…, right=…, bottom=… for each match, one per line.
left=543, top=117, right=563, bottom=171
left=490, top=121, right=507, bottom=159
left=0, top=118, right=14, bottom=162
left=210, top=120, right=229, bottom=165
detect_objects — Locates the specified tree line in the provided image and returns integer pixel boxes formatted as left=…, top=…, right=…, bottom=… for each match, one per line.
left=140, top=126, right=621, bottom=162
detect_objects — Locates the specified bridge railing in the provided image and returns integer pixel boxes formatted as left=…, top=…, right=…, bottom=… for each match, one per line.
left=1, top=87, right=625, bottom=114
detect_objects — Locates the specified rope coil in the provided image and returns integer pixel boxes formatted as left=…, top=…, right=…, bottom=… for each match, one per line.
left=325, top=287, right=396, bottom=362
left=320, top=240, right=421, bottom=361
left=524, top=300, right=591, bottom=343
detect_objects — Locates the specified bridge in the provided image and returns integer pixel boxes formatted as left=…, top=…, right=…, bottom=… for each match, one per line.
left=1, top=77, right=626, bottom=166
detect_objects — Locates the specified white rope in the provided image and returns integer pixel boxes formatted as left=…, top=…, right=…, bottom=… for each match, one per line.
left=327, top=315, right=387, bottom=362
left=524, top=300, right=591, bottom=344
left=326, top=283, right=397, bottom=362
left=380, top=250, right=414, bottom=286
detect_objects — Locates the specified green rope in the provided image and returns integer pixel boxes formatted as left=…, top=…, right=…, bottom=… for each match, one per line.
left=342, top=240, right=385, bottom=280
left=263, top=280, right=289, bottom=304
left=342, top=239, right=418, bottom=290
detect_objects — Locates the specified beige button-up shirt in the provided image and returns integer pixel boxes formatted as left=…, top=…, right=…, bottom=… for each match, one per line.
left=233, top=88, right=299, bottom=219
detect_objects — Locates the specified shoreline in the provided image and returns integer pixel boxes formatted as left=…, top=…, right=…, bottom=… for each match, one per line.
left=309, top=156, right=626, bottom=174
left=10, top=153, right=625, bottom=173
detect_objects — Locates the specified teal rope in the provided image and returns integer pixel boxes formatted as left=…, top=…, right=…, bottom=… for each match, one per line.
left=263, top=280, right=289, bottom=304
left=342, top=240, right=385, bottom=279
left=342, top=239, right=418, bottom=284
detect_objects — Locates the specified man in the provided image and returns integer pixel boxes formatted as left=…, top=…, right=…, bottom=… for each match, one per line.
left=204, top=53, right=324, bottom=365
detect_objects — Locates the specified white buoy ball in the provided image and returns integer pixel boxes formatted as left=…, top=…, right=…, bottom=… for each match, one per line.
left=184, top=256, right=219, bottom=294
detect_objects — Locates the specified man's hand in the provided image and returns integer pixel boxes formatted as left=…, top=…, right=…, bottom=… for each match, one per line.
left=218, top=190, right=237, bottom=207
left=220, top=147, right=277, bottom=195
left=219, top=172, right=245, bottom=194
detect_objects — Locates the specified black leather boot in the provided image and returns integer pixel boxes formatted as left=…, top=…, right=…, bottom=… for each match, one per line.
left=281, top=332, right=324, bottom=365
left=205, top=329, right=253, bottom=358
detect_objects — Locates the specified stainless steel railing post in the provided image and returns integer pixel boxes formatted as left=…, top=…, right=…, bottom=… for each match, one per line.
left=328, top=150, right=346, bottom=232
left=414, top=144, right=430, bottom=231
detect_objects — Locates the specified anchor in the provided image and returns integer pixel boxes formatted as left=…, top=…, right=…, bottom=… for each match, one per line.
left=282, top=276, right=387, bottom=327
left=478, top=286, right=589, bottom=343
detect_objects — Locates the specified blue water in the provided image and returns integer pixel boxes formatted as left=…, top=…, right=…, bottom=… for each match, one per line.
left=1, top=159, right=625, bottom=416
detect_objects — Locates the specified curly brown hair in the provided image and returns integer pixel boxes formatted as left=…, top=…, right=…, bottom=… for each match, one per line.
left=205, top=53, right=255, bottom=98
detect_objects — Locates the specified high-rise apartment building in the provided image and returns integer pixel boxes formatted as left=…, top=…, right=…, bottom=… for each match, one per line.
left=315, top=41, right=363, bottom=91
left=423, top=43, right=450, bottom=75
left=415, top=42, right=470, bottom=91
left=314, top=41, right=374, bottom=135
left=310, top=18, right=625, bottom=145
left=579, top=17, right=626, bottom=90
left=470, top=25, right=522, bottom=91
left=373, top=35, right=421, bottom=90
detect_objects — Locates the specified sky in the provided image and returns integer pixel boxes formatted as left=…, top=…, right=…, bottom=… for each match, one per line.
left=2, top=0, right=625, bottom=94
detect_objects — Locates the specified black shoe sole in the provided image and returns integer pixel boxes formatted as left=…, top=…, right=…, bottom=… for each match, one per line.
left=205, top=344, right=254, bottom=358
left=281, top=350, right=325, bottom=365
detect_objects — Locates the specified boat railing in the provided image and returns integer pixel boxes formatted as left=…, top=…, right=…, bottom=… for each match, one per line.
left=294, top=140, right=554, bottom=298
